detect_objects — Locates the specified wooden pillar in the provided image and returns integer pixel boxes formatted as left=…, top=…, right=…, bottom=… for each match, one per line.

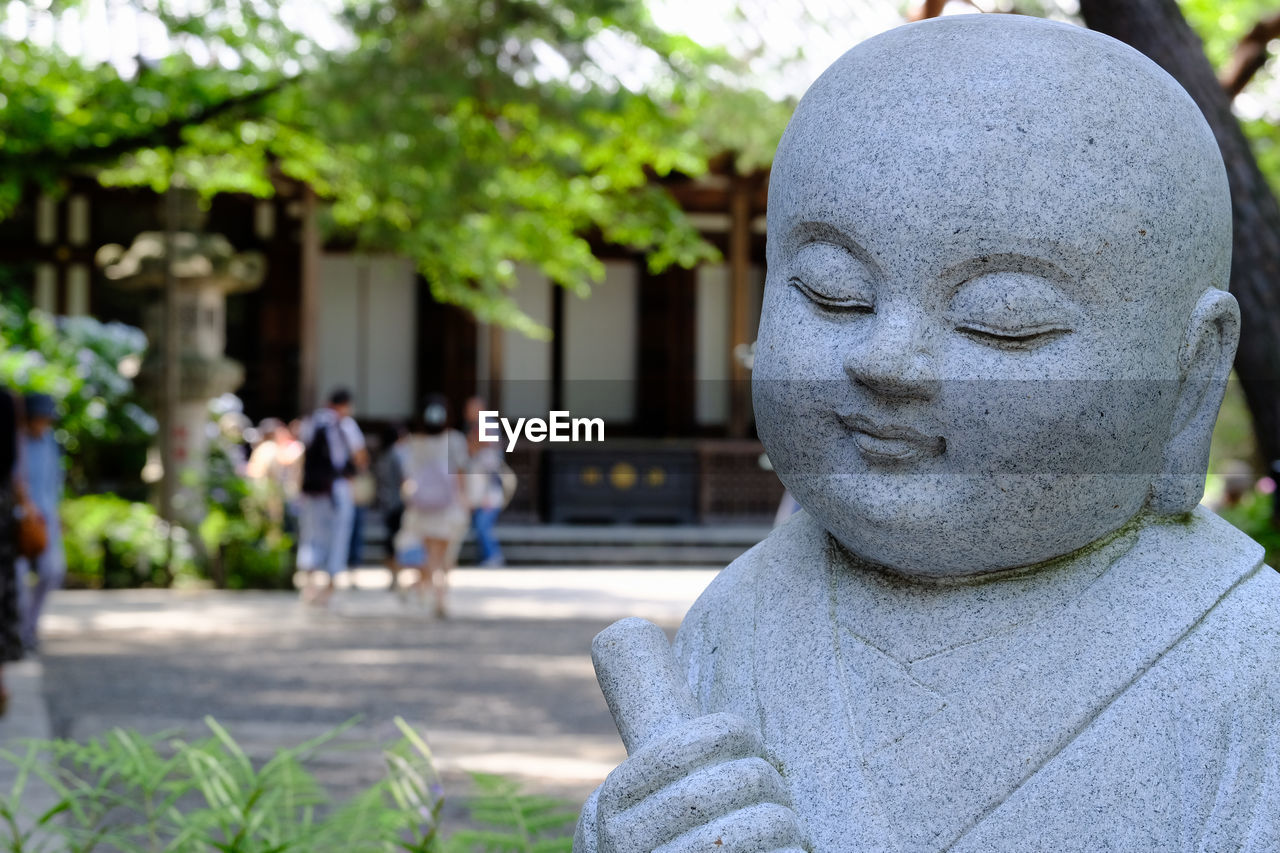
left=298, top=185, right=320, bottom=415
left=355, top=258, right=371, bottom=413
left=551, top=284, right=565, bottom=413
left=637, top=265, right=696, bottom=436
left=160, top=187, right=181, bottom=524
left=728, top=175, right=753, bottom=438
left=416, top=282, right=477, bottom=416
left=487, top=322, right=504, bottom=412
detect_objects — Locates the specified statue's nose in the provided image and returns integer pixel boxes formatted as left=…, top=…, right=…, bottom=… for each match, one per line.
left=843, top=312, right=941, bottom=401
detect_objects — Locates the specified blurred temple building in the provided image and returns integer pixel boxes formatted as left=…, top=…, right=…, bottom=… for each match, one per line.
left=3, top=1, right=1012, bottom=528
left=0, top=169, right=783, bottom=525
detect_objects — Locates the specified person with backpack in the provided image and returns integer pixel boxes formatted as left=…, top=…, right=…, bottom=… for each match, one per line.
left=398, top=395, right=468, bottom=617
left=297, top=388, right=368, bottom=605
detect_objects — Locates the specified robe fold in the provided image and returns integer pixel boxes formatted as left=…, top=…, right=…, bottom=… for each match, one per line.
left=575, top=507, right=1280, bottom=852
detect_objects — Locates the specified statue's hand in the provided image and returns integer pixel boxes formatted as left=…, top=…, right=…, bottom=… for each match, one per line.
left=596, top=711, right=805, bottom=853
left=589, top=618, right=805, bottom=853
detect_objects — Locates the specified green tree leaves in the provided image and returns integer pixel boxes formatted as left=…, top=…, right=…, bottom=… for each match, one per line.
left=1, top=1, right=784, bottom=333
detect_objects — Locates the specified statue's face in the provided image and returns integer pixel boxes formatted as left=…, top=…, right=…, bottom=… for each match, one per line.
left=756, top=216, right=1170, bottom=577
left=755, top=17, right=1229, bottom=578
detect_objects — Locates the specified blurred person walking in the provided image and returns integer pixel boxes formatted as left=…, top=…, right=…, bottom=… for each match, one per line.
left=217, top=410, right=253, bottom=476
left=374, top=422, right=407, bottom=591
left=347, top=462, right=377, bottom=568
left=0, top=389, right=25, bottom=713
left=463, top=396, right=515, bottom=567
left=246, top=418, right=303, bottom=529
left=15, top=393, right=64, bottom=652
left=297, top=389, right=368, bottom=606
left=400, top=396, right=468, bottom=617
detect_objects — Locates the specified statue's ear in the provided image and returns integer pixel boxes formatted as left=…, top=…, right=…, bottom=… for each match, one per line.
left=1148, top=289, right=1240, bottom=515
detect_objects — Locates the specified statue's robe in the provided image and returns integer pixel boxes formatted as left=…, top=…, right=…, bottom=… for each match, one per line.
left=576, top=508, right=1280, bottom=852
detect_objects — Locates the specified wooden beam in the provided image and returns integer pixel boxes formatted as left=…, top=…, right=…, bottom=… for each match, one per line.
left=663, top=177, right=770, bottom=215
left=0, top=246, right=96, bottom=264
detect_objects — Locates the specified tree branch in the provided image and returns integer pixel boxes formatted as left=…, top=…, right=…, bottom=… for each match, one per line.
left=908, top=0, right=984, bottom=22
left=1219, top=11, right=1280, bottom=99
left=0, top=78, right=292, bottom=172
left=1081, top=0, right=1280, bottom=508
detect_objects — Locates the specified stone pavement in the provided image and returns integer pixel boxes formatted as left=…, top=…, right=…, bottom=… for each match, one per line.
left=0, top=567, right=718, bottom=834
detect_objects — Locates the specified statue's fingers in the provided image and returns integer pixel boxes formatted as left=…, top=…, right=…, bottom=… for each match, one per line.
left=592, top=617, right=700, bottom=754
left=598, top=712, right=763, bottom=814
left=651, top=803, right=807, bottom=853
left=602, top=757, right=792, bottom=853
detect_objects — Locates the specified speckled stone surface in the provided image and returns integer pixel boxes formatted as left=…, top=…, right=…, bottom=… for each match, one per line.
left=575, top=14, right=1280, bottom=852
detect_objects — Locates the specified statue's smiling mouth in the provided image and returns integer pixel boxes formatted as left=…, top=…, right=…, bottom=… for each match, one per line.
left=837, top=413, right=946, bottom=463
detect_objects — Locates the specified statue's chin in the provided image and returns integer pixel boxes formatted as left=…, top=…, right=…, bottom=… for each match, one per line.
left=784, top=470, right=1153, bottom=581
left=808, top=505, right=1143, bottom=582
left=826, top=531, right=1032, bottom=581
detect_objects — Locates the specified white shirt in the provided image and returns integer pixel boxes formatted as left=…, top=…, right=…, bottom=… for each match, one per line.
left=300, top=407, right=365, bottom=471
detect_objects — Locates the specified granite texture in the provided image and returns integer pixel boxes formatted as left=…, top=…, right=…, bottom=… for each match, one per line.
left=576, top=14, right=1280, bottom=852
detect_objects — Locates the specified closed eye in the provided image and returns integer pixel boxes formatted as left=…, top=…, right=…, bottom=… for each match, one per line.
left=956, top=322, right=1072, bottom=349
left=790, top=277, right=874, bottom=313
left=948, top=270, right=1079, bottom=350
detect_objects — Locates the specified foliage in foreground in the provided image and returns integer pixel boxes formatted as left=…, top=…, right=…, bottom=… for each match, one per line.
left=0, top=717, right=577, bottom=853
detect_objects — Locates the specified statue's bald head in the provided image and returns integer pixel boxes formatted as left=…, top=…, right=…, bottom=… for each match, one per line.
left=768, top=14, right=1231, bottom=328
left=755, top=15, right=1241, bottom=576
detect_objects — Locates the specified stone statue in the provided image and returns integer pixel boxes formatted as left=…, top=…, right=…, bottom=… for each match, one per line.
left=574, top=14, right=1280, bottom=853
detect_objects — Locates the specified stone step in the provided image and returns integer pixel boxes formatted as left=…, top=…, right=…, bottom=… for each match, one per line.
left=354, top=517, right=772, bottom=566
left=472, top=543, right=755, bottom=566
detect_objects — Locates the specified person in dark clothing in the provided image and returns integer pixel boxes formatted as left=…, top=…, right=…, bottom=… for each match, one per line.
left=374, top=422, right=407, bottom=591
left=17, top=393, right=65, bottom=652
left=0, top=390, right=27, bottom=713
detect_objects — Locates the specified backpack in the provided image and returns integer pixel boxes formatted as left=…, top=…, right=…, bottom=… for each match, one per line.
left=408, top=444, right=456, bottom=511
left=300, top=423, right=338, bottom=495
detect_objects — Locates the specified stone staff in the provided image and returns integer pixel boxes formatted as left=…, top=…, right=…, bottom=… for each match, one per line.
left=591, top=617, right=698, bottom=754
left=586, top=616, right=807, bottom=853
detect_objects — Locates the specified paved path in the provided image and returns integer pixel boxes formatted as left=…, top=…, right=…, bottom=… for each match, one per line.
left=1, top=568, right=719, bottom=834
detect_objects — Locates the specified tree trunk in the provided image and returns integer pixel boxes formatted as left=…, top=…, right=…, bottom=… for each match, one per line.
left=1080, top=0, right=1280, bottom=494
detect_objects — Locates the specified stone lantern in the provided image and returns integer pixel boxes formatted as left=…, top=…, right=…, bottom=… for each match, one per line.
left=96, top=228, right=265, bottom=521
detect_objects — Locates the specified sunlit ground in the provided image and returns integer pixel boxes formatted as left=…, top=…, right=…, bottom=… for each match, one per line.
left=32, top=568, right=719, bottom=813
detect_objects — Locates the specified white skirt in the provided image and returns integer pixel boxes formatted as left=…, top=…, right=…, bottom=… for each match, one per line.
left=398, top=505, right=468, bottom=545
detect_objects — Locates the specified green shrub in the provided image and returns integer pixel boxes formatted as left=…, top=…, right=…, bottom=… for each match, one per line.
left=0, top=718, right=576, bottom=853
left=1216, top=489, right=1280, bottom=569
left=198, top=507, right=294, bottom=590
left=61, top=488, right=293, bottom=591
left=60, top=494, right=198, bottom=588
left=0, top=292, right=153, bottom=496
left=199, top=434, right=296, bottom=590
